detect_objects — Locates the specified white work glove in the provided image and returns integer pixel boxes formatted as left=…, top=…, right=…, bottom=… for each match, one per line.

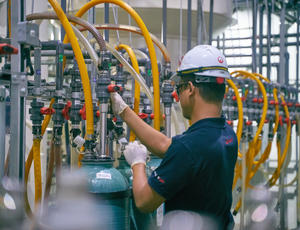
left=124, top=141, right=148, bottom=168
left=110, top=92, right=129, bottom=115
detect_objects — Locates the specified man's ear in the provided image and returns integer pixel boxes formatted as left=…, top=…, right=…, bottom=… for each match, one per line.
left=188, top=81, right=195, bottom=95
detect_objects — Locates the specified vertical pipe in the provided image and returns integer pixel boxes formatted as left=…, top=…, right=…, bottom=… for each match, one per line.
left=197, top=0, right=205, bottom=45
left=217, top=36, right=220, bottom=49
left=165, top=107, right=171, bottom=138
left=187, top=0, right=192, bottom=51
left=296, top=3, right=300, bottom=227
left=55, top=43, right=64, bottom=91
left=0, top=86, right=6, bottom=181
left=61, top=0, right=66, bottom=41
left=9, top=0, right=26, bottom=181
left=34, top=47, right=41, bottom=92
left=278, top=2, right=286, bottom=85
left=99, top=104, right=108, bottom=157
left=285, top=52, right=290, bottom=86
left=222, top=32, right=225, bottom=54
left=258, top=3, right=264, bottom=74
left=162, top=0, right=167, bottom=47
left=252, top=0, right=258, bottom=73
left=208, top=0, right=214, bottom=45
left=266, top=1, right=272, bottom=79
left=104, top=3, right=109, bottom=42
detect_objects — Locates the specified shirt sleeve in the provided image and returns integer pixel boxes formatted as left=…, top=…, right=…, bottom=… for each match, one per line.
left=148, top=138, right=195, bottom=200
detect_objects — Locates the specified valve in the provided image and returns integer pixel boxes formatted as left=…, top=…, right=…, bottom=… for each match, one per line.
left=0, top=43, right=18, bottom=55
left=227, top=120, right=233, bottom=126
left=172, top=91, right=179, bottom=102
left=79, top=104, right=86, bottom=120
left=150, top=114, right=155, bottom=120
left=107, top=84, right=123, bottom=93
left=232, top=96, right=237, bottom=101
left=258, top=98, right=263, bottom=104
left=269, top=100, right=275, bottom=105
left=138, top=113, right=148, bottom=120
left=287, top=102, right=293, bottom=107
left=252, top=98, right=258, bottom=103
left=284, top=117, right=290, bottom=124
left=40, top=107, right=55, bottom=115
left=62, top=100, right=72, bottom=120
left=246, top=121, right=252, bottom=126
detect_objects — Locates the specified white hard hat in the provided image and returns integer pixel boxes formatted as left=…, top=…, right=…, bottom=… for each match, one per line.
left=171, top=45, right=230, bottom=84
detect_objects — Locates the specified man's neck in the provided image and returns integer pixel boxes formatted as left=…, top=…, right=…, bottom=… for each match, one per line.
left=190, top=103, right=222, bottom=125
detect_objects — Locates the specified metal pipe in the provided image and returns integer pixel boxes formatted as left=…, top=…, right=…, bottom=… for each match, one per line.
left=219, top=41, right=300, bottom=50
left=0, top=86, right=6, bottom=181
left=285, top=52, right=290, bottom=85
left=162, top=0, right=167, bottom=47
left=258, top=3, right=264, bottom=74
left=226, top=52, right=280, bottom=58
left=212, top=33, right=299, bottom=41
left=297, top=2, right=300, bottom=101
left=278, top=2, right=286, bottom=85
left=55, top=42, right=64, bottom=91
left=61, top=0, right=66, bottom=40
left=252, top=0, right=258, bottom=73
left=104, top=3, right=109, bottom=42
left=197, top=0, right=206, bottom=45
left=266, top=1, right=272, bottom=79
left=228, top=63, right=279, bottom=68
left=187, top=0, right=192, bottom=50
left=9, top=0, right=26, bottom=182
left=208, top=0, right=214, bottom=45
left=99, top=104, right=108, bottom=157
left=165, top=107, right=171, bottom=138
left=34, top=47, right=42, bottom=95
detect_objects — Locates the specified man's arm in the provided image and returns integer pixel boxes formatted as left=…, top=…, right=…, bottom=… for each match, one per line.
left=120, top=107, right=171, bottom=158
left=132, top=164, right=165, bottom=213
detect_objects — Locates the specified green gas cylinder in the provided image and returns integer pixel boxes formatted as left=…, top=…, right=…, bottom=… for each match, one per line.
left=81, top=158, right=130, bottom=230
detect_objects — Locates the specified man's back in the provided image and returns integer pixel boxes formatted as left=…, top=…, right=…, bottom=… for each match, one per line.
left=148, top=117, right=238, bottom=228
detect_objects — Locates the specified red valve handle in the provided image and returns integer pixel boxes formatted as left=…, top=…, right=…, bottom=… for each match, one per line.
left=246, top=121, right=252, bottom=126
left=284, top=117, right=290, bottom=124
left=279, top=116, right=283, bottom=126
left=40, top=107, right=55, bottom=115
left=232, top=96, right=237, bottom=101
left=292, top=120, right=297, bottom=125
left=264, top=119, right=269, bottom=123
left=241, top=96, right=246, bottom=102
left=79, top=104, right=86, bottom=120
left=0, top=43, right=18, bottom=55
left=287, top=102, right=293, bottom=107
left=269, top=100, right=275, bottom=105
left=62, top=100, right=72, bottom=120
left=172, top=91, right=179, bottom=102
left=138, top=113, right=148, bottom=120
left=295, top=103, right=300, bottom=108
left=107, top=84, right=123, bottom=93
left=281, top=102, right=286, bottom=106
left=258, top=98, right=263, bottom=103
left=227, top=120, right=233, bottom=126
left=113, top=117, right=117, bottom=122
left=96, top=110, right=100, bottom=117
left=252, top=98, right=258, bottom=103
left=150, top=114, right=155, bottom=120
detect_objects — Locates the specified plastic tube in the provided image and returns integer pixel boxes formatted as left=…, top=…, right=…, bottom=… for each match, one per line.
left=105, top=42, right=154, bottom=108
left=72, top=0, right=161, bottom=131
left=116, top=44, right=140, bottom=142
left=33, top=138, right=42, bottom=207
left=48, top=0, right=94, bottom=138
left=82, top=24, right=171, bottom=63
left=26, top=12, right=106, bottom=52
left=268, top=95, right=291, bottom=187
left=227, top=79, right=243, bottom=148
left=25, top=98, right=55, bottom=216
left=44, top=139, right=55, bottom=203
left=71, top=25, right=99, bottom=70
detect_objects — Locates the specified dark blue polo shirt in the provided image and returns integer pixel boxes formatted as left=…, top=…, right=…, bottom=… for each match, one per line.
left=148, top=117, right=237, bottom=228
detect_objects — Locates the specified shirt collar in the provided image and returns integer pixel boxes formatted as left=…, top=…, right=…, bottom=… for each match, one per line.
left=185, top=116, right=226, bottom=133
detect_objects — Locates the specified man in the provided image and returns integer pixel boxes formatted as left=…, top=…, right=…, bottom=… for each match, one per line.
left=110, top=45, right=238, bottom=229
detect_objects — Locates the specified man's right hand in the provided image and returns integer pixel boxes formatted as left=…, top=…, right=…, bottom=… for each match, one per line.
left=110, top=92, right=129, bottom=115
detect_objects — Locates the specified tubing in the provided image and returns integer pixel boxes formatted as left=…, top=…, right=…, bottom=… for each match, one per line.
left=26, top=12, right=106, bottom=52
left=268, top=95, right=291, bottom=187
left=72, top=0, right=161, bottom=131
left=105, top=42, right=154, bottom=108
left=71, top=24, right=100, bottom=70
left=33, top=138, right=42, bottom=208
left=48, top=0, right=94, bottom=138
left=84, top=24, right=171, bottom=63
left=116, top=44, right=140, bottom=142
left=24, top=98, right=55, bottom=216
left=44, top=139, right=55, bottom=203
left=227, top=79, right=243, bottom=148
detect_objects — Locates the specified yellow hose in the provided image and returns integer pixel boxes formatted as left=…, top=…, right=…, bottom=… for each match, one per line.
left=116, top=44, right=140, bottom=142
left=25, top=98, right=55, bottom=216
left=33, top=139, right=42, bottom=208
left=69, top=0, right=161, bottom=131
left=48, top=0, right=94, bottom=138
left=227, top=79, right=243, bottom=148
left=268, top=95, right=291, bottom=187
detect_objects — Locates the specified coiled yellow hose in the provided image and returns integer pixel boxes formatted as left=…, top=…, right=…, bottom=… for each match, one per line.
left=71, top=0, right=161, bottom=131
left=48, top=0, right=94, bottom=138
left=116, top=44, right=140, bottom=142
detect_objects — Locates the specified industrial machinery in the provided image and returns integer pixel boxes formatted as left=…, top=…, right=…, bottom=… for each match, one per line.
left=0, top=0, right=300, bottom=230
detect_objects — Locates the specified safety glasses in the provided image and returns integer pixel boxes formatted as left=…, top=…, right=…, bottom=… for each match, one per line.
left=175, top=82, right=189, bottom=96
